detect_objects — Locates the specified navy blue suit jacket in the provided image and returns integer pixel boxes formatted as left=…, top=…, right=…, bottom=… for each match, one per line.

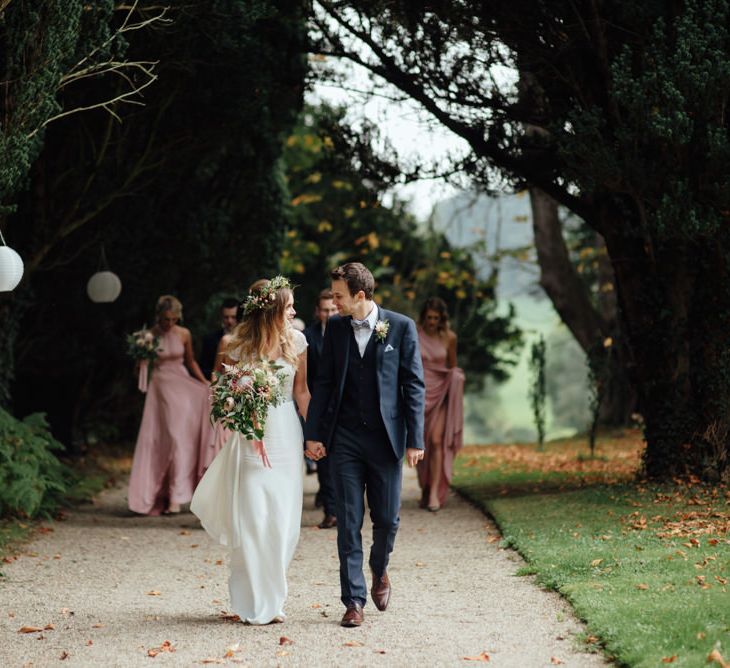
left=200, top=328, right=224, bottom=380
left=303, top=321, right=324, bottom=391
left=304, top=307, right=426, bottom=460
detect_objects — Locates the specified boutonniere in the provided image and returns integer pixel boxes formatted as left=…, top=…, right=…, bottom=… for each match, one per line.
left=374, top=319, right=390, bottom=343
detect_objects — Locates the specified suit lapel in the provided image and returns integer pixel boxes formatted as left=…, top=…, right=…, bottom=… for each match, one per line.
left=375, top=306, right=384, bottom=371
left=375, top=307, right=386, bottom=400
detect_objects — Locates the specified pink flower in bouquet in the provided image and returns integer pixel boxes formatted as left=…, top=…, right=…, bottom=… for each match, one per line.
left=224, top=396, right=236, bottom=411
left=235, top=375, right=253, bottom=393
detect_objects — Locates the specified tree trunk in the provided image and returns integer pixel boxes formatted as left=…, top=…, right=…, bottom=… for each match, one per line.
left=529, top=187, right=634, bottom=424
left=530, top=188, right=607, bottom=350
left=607, top=230, right=730, bottom=482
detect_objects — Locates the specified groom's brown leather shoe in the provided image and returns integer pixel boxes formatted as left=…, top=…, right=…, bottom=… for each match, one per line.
left=318, top=514, right=337, bottom=529
left=340, top=603, right=364, bottom=627
left=371, top=571, right=391, bottom=611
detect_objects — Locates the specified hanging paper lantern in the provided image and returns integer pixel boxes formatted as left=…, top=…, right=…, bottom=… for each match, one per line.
left=87, top=270, right=122, bottom=303
left=0, top=245, right=24, bottom=292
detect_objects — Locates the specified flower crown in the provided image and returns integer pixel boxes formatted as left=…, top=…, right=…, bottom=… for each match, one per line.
left=242, top=275, right=292, bottom=316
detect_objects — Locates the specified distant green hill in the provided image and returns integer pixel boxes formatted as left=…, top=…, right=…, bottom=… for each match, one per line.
left=432, top=192, right=590, bottom=444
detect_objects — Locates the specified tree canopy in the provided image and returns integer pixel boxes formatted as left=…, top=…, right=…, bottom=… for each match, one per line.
left=310, top=0, right=730, bottom=481
left=1, top=0, right=308, bottom=445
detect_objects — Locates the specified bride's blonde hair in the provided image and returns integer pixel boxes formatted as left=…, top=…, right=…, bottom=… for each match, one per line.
left=226, top=278, right=298, bottom=365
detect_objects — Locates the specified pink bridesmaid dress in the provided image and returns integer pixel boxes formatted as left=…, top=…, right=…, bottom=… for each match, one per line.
left=128, top=329, right=213, bottom=515
left=416, top=327, right=465, bottom=507
left=197, top=333, right=233, bottom=478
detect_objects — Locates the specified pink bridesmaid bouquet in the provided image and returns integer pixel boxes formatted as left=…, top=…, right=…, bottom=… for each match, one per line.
left=210, top=361, right=287, bottom=442
left=126, top=327, right=160, bottom=393
left=126, top=327, right=160, bottom=363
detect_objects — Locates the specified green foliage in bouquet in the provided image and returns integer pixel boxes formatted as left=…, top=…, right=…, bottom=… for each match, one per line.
left=0, top=408, right=72, bottom=519
left=126, top=328, right=160, bottom=363
left=210, top=362, right=288, bottom=440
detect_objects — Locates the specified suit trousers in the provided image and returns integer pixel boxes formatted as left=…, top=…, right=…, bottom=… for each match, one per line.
left=316, top=453, right=337, bottom=517
left=331, top=423, right=402, bottom=607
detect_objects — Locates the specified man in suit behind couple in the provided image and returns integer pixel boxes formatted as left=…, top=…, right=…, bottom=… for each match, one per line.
left=305, top=262, right=426, bottom=628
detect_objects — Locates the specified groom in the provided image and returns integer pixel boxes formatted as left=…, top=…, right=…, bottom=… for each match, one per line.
left=305, top=262, right=425, bottom=627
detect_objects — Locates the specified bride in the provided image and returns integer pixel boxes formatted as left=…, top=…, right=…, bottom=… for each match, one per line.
left=191, top=277, right=309, bottom=624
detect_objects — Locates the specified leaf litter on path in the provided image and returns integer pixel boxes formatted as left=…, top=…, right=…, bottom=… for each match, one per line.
left=147, top=640, right=175, bottom=657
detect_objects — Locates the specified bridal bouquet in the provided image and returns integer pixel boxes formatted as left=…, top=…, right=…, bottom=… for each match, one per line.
left=210, top=361, right=288, bottom=441
left=126, top=327, right=160, bottom=363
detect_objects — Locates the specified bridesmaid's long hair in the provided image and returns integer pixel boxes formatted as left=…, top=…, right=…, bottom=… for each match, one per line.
left=418, top=297, right=450, bottom=334
left=226, top=279, right=298, bottom=365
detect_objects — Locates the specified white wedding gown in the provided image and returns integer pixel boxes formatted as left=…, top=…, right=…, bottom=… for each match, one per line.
left=191, top=332, right=306, bottom=624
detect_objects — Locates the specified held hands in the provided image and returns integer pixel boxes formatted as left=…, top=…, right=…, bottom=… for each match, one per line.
left=406, top=448, right=424, bottom=468
left=305, top=440, right=326, bottom=461
left=252, top=439, right=272, bottom=468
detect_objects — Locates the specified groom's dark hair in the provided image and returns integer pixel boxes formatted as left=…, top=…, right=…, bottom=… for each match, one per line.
left=331, top=262, right=375, bottom=299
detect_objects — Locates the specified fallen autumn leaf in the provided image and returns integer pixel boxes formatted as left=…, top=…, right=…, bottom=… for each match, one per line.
left=707, top=649, right=730, bottom=668
left=463, top=651, right=490, bottom=662
left=18, top=626, right=44, bottom=634
left=147, top=640, right=175, bottom=657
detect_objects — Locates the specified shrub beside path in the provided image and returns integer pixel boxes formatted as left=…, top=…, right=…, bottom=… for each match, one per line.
left=0, top=466, right=608, bottom=667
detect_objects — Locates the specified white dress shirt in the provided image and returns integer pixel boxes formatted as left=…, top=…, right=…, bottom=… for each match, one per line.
left=351, top=304, right=378, bottom=357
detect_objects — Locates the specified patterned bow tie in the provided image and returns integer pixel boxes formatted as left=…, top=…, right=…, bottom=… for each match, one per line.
left=351, top=319, right=371, bottom=331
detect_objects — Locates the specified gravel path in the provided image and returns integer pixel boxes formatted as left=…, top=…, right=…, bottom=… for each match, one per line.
left=0, top=466, right=608, bottom=667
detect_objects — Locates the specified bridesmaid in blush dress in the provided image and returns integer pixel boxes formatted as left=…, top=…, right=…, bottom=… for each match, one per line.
left=128, top=295, right=213, bottom=515
left=416, top=297, right=465, bottom=512
left=197, top=329, right=235, bottom=478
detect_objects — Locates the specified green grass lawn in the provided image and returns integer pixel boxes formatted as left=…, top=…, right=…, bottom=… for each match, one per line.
left=453, top=434, right=730, bottom=667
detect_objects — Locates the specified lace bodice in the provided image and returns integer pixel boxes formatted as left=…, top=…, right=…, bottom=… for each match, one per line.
left=229, top=329, right=308, bottom=400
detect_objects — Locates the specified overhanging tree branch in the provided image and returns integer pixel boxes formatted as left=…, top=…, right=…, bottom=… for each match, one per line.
left=313, top=1, right=598, bottom=222
left=26, top=1, right=169, bottom=138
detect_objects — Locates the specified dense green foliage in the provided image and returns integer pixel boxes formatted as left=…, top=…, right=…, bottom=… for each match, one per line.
left=282, top=105, right=521, bottom=385
left=0, top=1, right=118, bottom=403
left=1, top=1, right=307, bottom=446
left=0, top=1, right=117, bottom=211
left=311, top=1, right=730, bottom=480
left=0, top=407, right=71, bottom=518
left=453, top=447, right=729, bottom=667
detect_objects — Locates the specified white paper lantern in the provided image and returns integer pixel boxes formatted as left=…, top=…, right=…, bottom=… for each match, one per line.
left=87, top=270, right=122, bottom=303
left=0, top=245, right=24, bottom=292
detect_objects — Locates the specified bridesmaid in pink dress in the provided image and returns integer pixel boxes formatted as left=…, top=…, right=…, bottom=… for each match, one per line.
left=197, top=331, right=235, bottom=478
left=416, top=297, right=465, bottom=512
left=128, top=295, right=213, bottom=515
